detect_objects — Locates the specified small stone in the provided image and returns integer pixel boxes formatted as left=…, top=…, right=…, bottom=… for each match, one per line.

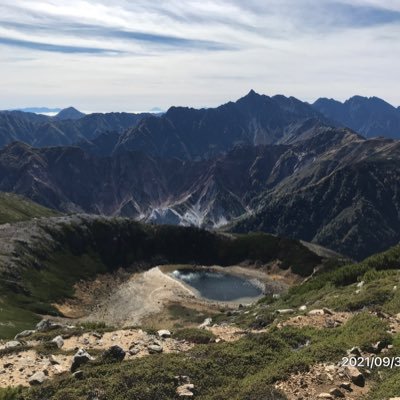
left=92, top=332, right=102, bottom=339
left=276, top=309, right=295, bottom=314
left=371, top=341, right=386, bottom=354
left=28, top=371, right=47, bottom=386
left=339, top=381, right=352, bottom=391
left=129, top=347, right=140, bottom=356
left=51, top=335, right=64, bottom=349
left=308, top=309, right=325, bottom=316
left=14, top=330, right=35, bottom=340
left=72, top=370, right=84, bottom=379
left=345, top=366, right=365, bottom=387
left=198, top=318, right=212, bottom=329
left=36, top=319, right=61, bottom=332
left=3, top=363, right=13, bottom=369
left=356, top=281, right=365, bottom=288
left=323, top=307, right=334, bottom=315
left=329, top=388, right=345, bottom=398
left=299, top=305, right=307, bottom=311
left=157, top=330, right=171, bottom=339
left=4, top=341, right=21, bottom=349
left=71, top=349, right=93, bottom=372
left=317, top=394, right=333, bottom=399
left=347, top=347, right=362, bottom=357
left=148, top=344, right=163, bottom=354
left=101, top=345, right=126, bottom=362
left=49, top=355, right=60, bottom=365
left=176, top=383, right=194, bottom=397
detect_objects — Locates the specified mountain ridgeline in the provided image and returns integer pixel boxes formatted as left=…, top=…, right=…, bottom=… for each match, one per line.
left=1, top=90, right=400, bottom=259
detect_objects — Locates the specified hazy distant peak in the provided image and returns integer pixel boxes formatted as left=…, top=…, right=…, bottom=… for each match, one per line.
left=56, top=107, right=85, bottom=120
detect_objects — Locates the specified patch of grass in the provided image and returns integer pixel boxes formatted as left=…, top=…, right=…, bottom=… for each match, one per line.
left=0, top=387, right=23, bottom=400
left=0, top=192, right=57, bottom=225
left=167, top=304, right=211, bottom=325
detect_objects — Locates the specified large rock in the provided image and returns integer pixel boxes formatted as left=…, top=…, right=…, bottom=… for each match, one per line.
left=345, top=366, right=365, bottom=387
left=28, top=371, right=47, bottom=386
left=71, top=349, right=94, bottom=372
left=101, top=345, right=126, bottom=362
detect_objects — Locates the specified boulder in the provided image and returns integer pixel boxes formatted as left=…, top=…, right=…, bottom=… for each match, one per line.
left=28, top=371, right=47, bottom=386
left=101, top=345, right=126, bottom=362
left=157, top=329, right=171, bottom=339
left=51, top=335, right=64, bottom=349
left=176, top=383, right=195, bottom=397
left=323, top=307, right=334, bottom=315
left=71, top=349, right=93, bottom=372
left=345, top=366, right=365, bottom=387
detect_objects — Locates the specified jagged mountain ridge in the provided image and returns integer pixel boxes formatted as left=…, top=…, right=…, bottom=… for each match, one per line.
left=313, top=95, right=400, bottom=139
left=1, top=126, right=400, bottom=259
left=114, top=90, right=329, bottom=159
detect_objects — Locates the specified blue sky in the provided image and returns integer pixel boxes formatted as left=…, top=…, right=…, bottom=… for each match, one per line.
left=1, top=0, right=400, bottom=111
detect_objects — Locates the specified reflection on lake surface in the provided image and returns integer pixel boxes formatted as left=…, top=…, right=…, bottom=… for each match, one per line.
left=171, top=268, right=263, bottom=301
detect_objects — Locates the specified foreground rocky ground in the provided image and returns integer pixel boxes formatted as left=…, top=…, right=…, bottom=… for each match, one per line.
left=3, top=303, right=400, bottom=399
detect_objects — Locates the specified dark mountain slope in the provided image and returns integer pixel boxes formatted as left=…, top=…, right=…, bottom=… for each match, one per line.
left=2, top=127, right=400, bottom=259
left=0, top=192, right=57, bottom=224
left=313, top=95, right=400, bottom=139
left=233, top=137, right=400, bottom=259
left=114, top=90, right=327, bottom=159
left=0, top=110, right=149, bottom=148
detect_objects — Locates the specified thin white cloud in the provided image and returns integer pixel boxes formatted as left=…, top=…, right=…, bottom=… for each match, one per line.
left=0, top=0, right=399, bottom=111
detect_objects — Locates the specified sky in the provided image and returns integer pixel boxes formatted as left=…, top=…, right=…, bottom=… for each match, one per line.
left=1, top=0, right=400, bottom=112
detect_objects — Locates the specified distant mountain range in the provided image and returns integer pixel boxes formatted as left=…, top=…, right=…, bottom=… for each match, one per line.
left=0, top=109, right=150, bottom=148
left=312, top=95, right=400, bottom=139
left=12, top=107, right=62, bottom=114
left=1, top=90, right=400, bottom=259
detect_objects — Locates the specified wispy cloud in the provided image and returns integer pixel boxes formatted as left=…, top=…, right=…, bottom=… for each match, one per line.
left=0, top=36, right=122, bottom=54
left=0, top=0, right=399, bottom=110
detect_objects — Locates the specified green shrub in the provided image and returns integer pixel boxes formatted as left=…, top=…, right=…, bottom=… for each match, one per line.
left=174, top=328, right=216, bottom=344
